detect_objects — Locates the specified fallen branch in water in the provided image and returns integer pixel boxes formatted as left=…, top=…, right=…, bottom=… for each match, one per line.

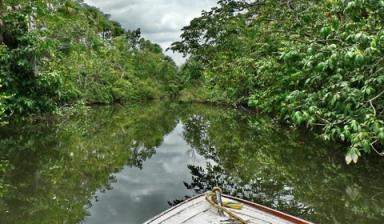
left=371, top=140, right=384, bottom=157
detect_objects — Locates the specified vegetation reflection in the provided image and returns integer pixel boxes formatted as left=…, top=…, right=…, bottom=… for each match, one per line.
left=0, top=103, right=383, bottom=224
left=179, top=105, right=384, bottom=224
left=0, top=103, right=178, bottom=224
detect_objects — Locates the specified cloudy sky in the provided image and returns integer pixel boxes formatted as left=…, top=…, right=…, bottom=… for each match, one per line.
left=84, top=0, right=217, bottom=65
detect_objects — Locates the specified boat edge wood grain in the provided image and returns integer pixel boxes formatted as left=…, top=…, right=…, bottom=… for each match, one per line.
left=144, top=194, right=203, bottom=224
left=224, top=195, right=312, bottom=224
left=143, top=194, right=313, bottom=224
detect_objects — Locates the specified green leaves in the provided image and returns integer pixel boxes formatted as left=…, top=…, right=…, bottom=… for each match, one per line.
left=173, top=0, right=384, bottom=163
left=320, top=26, right=332, bottom=38
left=293, top=111, right=303, bottom=125
left=345, top=147, right=361, bottom=164
left=0, top=0, right=178, bottom=116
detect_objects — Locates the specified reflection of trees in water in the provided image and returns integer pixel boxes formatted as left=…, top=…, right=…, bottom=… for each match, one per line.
left=127, top=144, right=156, bottom=169
left=1, top=103, right=383, bottom=223
left=182, top=114, right=217, bottom=161
left=0, top=102, right=178, bottom=224
left=176, top=105, right=384, bottom=224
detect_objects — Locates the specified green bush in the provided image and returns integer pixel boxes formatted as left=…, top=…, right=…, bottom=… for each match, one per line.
left=112, top=79, right=161, bottom=102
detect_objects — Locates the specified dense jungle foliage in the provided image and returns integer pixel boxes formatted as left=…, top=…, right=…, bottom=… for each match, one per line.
left=172, top=0, right=384, bottom=163
left=0, top=0, right=178, bottom=120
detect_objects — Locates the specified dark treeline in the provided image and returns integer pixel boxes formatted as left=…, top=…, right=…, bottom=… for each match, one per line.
left=172, top=0, right=384, bottom=163
left=0, top=0, right=179, bottom=118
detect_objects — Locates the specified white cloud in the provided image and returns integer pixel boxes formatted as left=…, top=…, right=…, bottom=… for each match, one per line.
left=84, top=0, right=217, bottom=65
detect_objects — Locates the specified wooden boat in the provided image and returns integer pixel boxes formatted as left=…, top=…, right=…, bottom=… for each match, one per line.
left=144, top=190, right=312, bottom=224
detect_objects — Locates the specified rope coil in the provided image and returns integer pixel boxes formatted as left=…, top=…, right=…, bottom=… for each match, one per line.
left=205, top=187, right=248, bottom=224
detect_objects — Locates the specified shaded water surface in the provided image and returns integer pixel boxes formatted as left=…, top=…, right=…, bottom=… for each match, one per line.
left=0, top=103, right=383, bottom=224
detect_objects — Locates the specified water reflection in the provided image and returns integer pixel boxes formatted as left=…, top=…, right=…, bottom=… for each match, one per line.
left=180, top=107, right=384, bottom=223
left=0, top=103, right=178, bottom=224
left=0, top=102, right=383, bottom=224
left=85, top=123, right=206, bottom=224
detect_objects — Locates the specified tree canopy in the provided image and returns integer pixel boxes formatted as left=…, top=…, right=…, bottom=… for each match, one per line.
left=0, top=0, right=178, bottom=120
left=172, top=0, right=384, bottom=163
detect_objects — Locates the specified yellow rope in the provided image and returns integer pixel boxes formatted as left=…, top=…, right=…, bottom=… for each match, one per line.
left=205, top=187, right=248, bottom=224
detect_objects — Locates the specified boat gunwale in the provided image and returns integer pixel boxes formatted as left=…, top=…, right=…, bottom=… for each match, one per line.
left=224, top=194, right=312, bottom=224
left=143, top=193, right=312, bottom=224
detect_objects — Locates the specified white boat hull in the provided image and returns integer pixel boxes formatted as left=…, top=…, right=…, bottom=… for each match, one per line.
left=144, top=194, right=312, bottom=224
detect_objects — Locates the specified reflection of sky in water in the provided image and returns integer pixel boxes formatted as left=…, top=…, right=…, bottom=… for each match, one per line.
left=84, top=123, right=207, bottom=224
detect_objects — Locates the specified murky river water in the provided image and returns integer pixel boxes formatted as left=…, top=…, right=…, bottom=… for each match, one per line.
left=0, top=103, right=383, bottom=224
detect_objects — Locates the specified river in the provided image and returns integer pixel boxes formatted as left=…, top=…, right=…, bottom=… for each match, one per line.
left=0, top=102, right=383, bottom=223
